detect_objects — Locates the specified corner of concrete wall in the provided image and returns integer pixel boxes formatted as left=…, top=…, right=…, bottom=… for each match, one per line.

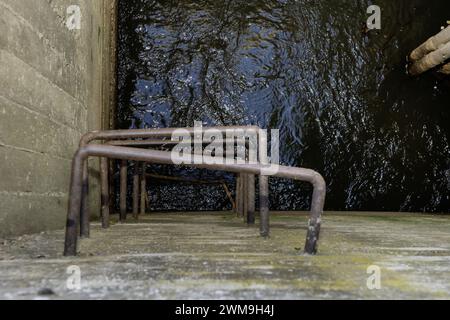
left=0, top=0, right=117, bottom=238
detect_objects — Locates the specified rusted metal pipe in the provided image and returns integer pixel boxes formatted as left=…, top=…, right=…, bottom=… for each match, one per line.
left=64, top=145, right=326, bottom=257
left=235, top=174, right=241, bottom=215
left=79, top=127, right=265, bottom=233
left=80, top=127, right=261, bottom=144
left=132, top=162, right=140, bottom=219
left=237, top=174, right=245, bottom=217
left=247, top=174, right=256, bottom=224
left=243, top=174, right=249, bottom=221
left=222, top=182, right=237, bottom=212
left=110, top=139, right=252, bottom=216
left=245, top=141, right=256, bottom=225
left=140, top=162, right=147, bottom=215
left=259, top=129, right=270, bottom=237
left=259, top=176, right=270, bottom=237
left=242, top=174, right=246, bottom=219
left=120, top=160, right=127, bottom=221
left=107, top=139, right=245, bottom=147
left=100, top=157, right=110, bottom=228
left=79, top=162, right=89, bottom=238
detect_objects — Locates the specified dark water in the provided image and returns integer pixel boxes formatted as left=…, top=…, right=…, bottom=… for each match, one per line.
left=117, top=0, right=450, bottom=213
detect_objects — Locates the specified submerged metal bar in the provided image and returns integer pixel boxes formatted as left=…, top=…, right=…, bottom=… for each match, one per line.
left=145, top=173, right=236, bottom=210
left=222, top=182, right=237, bottom=212
left=64, top=145, right=326, bottom=257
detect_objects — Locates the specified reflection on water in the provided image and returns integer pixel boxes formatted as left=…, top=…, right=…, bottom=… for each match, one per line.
left=118, top=0, right=450, bottom=212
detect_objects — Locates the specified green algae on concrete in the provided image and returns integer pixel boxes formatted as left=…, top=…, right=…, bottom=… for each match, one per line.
left=0, top=212, right=450, bottom=299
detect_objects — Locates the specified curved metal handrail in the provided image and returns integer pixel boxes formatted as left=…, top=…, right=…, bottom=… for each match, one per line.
left=79, top=126, right=267, bottom=237
left=64, top=144, right=326, bottom=256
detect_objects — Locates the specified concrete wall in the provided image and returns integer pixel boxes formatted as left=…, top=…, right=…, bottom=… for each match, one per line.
left=0, top=0, right=117, bottom=237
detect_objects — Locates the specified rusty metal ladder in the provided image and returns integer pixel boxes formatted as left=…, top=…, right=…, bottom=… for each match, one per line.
left=64, top=126, right=326, bottom=256
left=106, top=137, right=254, bottom=221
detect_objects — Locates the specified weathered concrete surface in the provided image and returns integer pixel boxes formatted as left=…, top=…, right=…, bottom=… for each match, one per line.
left=0, top=0, right=117, bottom=237
left=0, top=212, right=449, bottom=300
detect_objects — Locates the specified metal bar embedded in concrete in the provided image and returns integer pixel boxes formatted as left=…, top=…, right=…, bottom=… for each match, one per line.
left=247, top=174, right=256, bottom=224
left=64, top=144, right=326, bottom=257
left=79, top=127, right=266, bottom=234
left=259, top=129, right=270, bottom=237
left=100, top=157, right=110, bottom=229
left=132, top=162, right=140, bottom=219
left=120, top=160, right=127, bottom=221
left=140, top=163, right=147, bottom=215
left=80, top=161, right=90, bottom=238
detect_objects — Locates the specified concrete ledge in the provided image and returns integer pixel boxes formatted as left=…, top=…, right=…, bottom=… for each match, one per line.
left=0, top=192, right=67, bottom=238
left=0, top=213, right=449, bottom=299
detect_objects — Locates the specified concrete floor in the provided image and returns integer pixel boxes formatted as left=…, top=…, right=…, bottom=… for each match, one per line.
left=1, top=212, right=450, bottom=300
